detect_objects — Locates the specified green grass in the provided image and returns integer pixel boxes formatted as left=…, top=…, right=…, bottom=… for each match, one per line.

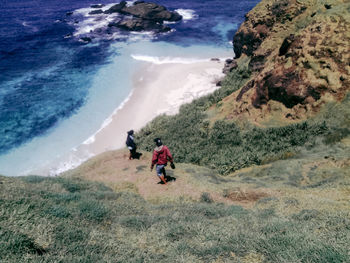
left=135, top=21, right=350, bottom=173
left=136, top=53, right=350, bottom=175
left=0, top=175, right=349, bottom=262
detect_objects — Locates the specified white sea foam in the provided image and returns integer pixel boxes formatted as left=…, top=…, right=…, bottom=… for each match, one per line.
left=131, top=55, right=211, bottom=64
left=82, top=89, right=134, bottom=145
left=73, top=15, right=119, bottom=37
left=164, top=21, right=176, bottom=25
left=74, top=7, right=92, bottom=16
left=21, top=21, right=38, bottom=31
left=72, top=3, right=121, bottom=37
left=175, top=9, right=198, bottom=21
left=73, top=12, right=118, bottom=36
left=48, top=152, right=95, bottom=176
left=106, top=32, right=129, bottom=41
left=126, top=1, right=136, bottom=7
left=74, top=2, right=132, bottom=17
left=128, top=31, right=156, bottom=41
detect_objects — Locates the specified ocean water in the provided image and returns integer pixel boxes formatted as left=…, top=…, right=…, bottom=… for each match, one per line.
left=0, top=0, right=260, bottom=176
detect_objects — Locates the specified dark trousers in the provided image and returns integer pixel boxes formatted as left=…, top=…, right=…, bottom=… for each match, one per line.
left=129, top=148, right=137, bottom=159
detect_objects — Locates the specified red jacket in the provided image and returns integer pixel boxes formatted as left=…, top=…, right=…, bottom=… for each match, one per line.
left=151, top=145, right=173, bottom=167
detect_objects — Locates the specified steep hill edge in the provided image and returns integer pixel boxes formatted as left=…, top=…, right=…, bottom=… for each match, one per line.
left=223, top=0, right=350, bottom=123
left=136, top=0, right=350, bottom=175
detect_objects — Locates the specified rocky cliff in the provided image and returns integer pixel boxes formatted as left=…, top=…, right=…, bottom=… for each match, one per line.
left=221, top=0, right=349, bottom=123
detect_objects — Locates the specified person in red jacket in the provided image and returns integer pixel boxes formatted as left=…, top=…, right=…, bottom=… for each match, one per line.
left=150, top=138, right=174, bottom=185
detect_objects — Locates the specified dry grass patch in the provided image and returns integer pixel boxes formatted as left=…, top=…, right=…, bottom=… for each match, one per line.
left=223, top=187, right=269, bottom=203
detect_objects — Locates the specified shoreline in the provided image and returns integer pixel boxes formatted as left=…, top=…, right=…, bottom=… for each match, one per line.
left=43, top=58, right=227, bottom=175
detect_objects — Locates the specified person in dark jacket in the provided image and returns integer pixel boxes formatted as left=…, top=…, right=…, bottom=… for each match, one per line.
left=126, top=130, right=137, bottom=160
left=150, top=138, right=174, bottom=185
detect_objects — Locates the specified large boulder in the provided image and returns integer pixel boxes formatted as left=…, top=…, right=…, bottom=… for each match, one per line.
left=89, top=9, right=104, bottom=15
left=70, top=1, right=181, bottom=37
left=91, top=4, right=105, bottom=8
left=110, top=17, right=171, bottom=33
left=104, top=1, right=127, bottom=14
left=120, top=2, right=182, bottom=22
left=223, top=59, right=238, bottom=74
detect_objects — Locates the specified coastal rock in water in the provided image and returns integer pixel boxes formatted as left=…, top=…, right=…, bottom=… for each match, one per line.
left=67, top=1, right=182, bottom=40
left=91, top=4, right=105, bottom=8
left=79, top=37, right=92, bottom=43
left=120, top=1, right=182, bottom=22
left=113, top=18, right=171, bottom=33
left=89, top=9, right=104, bottom=15
left=104, top=1, right=127, bottom=14
left=104, top=1, right=181, bottom=33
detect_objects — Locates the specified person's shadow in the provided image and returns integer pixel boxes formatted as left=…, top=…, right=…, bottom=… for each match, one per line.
left=132, top=152, right=143, bottom=159
left=165, top=175, right=176, bottom=182
left=157, top=170, right=176, bottom=184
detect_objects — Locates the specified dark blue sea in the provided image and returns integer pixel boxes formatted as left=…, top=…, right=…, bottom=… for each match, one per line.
left=0, top=0, right=259, bottom=175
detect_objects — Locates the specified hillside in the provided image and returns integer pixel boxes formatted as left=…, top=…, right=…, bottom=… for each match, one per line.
left=1, top=0, right=350, bottom=262
left=226, top=0, right=350, bottom=123
left=1, top=144, right=349, bottom=262
left=136, top=0, right=350, bottom=175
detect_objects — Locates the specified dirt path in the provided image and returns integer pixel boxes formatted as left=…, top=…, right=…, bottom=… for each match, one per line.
left=63, top=149, right=273, bottom=206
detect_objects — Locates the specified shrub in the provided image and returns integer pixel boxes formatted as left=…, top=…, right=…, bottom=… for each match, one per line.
left=137, top=113, right=330, bottom=174
left=200, top=192, right=213, bottom=203
left=77, top=200, right=109, bottom=222
left=61, top=180, right=86, bottom=193
left=119, top=215, right=156, bottom=230
left=20, top=175, right=47, bottom=184
left=45, top=205, right=71, bottom=218
left=0, top=230, right=45, bottom=256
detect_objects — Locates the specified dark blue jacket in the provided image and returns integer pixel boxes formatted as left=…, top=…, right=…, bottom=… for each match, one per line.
left=126, top=135, right=136, bottom=149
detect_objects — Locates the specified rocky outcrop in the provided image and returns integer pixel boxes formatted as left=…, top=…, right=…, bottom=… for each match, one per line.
left=110, top=18, right=171, bottom=32
left=79, top=37, right=92, bottom=43
left=104, top=1, right=182, bottom=23
left=223, top=0, right=350, bottom=121
left=89, top=9, right=104, bottom=15
left=223, top=59, right=238, bottom=74
left=104, top=1, right=127, bottom=14
left=104, top=1, right=181, bottom=33
left=91, top=4, right=105, bottom=8
left=120, top=2, right=182, bottom=22
left=66, top=1, right=182, bottom=42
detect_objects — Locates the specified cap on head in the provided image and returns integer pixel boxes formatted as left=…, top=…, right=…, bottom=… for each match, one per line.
left=127, top=130, right=134, bottom=135
left=154, top=138, right=162, bottom=147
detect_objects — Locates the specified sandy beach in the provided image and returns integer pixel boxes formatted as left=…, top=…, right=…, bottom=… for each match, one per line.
left=44, top=58, right=226, bottom=175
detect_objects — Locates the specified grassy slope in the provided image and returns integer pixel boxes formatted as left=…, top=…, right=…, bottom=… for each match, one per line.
left=136, top=64, right=350, bottom=175
left=1, top=139, right=349, bottom=262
